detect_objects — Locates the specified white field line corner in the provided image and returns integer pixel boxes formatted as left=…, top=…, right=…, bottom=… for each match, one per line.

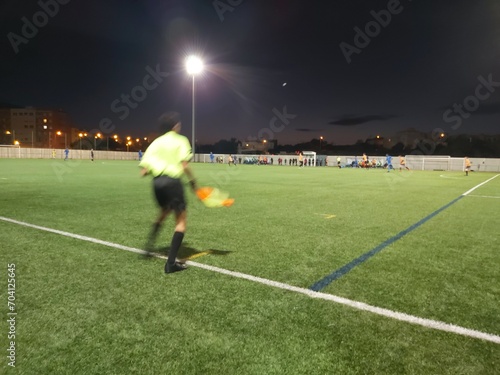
left=0, top=215, right=499, bottom=345
left=462, top=174, right=500, bottom=196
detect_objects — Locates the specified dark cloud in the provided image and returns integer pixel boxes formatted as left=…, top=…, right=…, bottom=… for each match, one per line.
left=295, top=128, right=324, bottom=132
left=328, top=115, right=398, bottom=126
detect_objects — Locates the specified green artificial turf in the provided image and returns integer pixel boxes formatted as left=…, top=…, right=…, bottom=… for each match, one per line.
left=0, top=159, right=499, bottom=374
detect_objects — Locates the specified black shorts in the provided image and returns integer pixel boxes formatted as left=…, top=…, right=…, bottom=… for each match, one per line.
left=153, top=176, right=186, bottom=213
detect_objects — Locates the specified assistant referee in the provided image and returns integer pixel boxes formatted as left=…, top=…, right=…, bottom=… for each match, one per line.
left=139, top=112, right=197, bottom=274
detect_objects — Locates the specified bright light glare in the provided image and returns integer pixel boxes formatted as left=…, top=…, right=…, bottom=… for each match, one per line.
left=186, top=56, right=204, bottom=75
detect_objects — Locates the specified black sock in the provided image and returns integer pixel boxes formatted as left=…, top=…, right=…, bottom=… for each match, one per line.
left=167, top=231, right=184, bottom=265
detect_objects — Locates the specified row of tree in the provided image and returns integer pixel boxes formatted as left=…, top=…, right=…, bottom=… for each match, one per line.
left=196, top=135, right=500, bottom=157
left=63, top=134, right=500, bottom=157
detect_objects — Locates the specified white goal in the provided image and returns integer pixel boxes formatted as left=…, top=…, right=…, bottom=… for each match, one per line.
left=405, top=155, right=465, bottom=171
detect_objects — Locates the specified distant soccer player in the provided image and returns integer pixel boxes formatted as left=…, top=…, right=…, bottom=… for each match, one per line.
left=139, top=111, right=197, bottom=274
left=386, top=154, right=393, bottom=172
left=337, top=156, right=341, bottom=169
left=464, top=156, right=472, bottom=176
left=90, top=149, right=94, bottom=162
left=399, top=155, right=410, bottom=171
left=228, top=154, right=236, bottom=166
left=299, top=152, right=303, bottom=168
left=64, top=148, right=69, bottom=161
left=362, top=153, right=368, bottom=168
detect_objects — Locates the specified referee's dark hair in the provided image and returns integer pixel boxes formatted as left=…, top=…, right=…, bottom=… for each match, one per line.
left=159, top=112, right=181, bottom=133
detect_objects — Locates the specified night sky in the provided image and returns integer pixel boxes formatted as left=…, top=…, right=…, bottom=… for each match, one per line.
left=1, top=0, right=499, bottom=145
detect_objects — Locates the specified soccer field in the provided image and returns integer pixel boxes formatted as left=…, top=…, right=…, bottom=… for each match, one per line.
left=1, top=159, right=499, bottom=374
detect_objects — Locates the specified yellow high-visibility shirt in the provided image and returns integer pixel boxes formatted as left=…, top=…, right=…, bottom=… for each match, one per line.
left=139, top=131, right=192, bottom=178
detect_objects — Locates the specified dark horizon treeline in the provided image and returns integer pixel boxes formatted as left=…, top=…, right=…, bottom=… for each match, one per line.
left=196, top=134, right=500, bottom=158
left=63, top=133, right=500, bottom=157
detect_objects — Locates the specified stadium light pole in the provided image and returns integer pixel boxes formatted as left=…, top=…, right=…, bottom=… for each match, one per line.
left=94, top=133, right=101, bottom=149
left=6, top=130, right=15, bottom=145
left=186, top=55, right=204, bottom=161
left=56, top=131, right=67, bottom=149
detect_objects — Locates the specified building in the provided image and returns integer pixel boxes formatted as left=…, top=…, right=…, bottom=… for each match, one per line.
left=0, top=105, right=76, bottom=148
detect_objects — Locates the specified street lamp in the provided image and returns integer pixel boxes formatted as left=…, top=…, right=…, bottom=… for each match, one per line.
left=126, top=140, right=132, bottom=152
left=6, top=130, right=15, bottom=144
left=110, top=134, right=118, bottom=150
left=186, top=55, right=204, bottom=160
left=56, top=131, right=67, bottom=149
left=94, top=133, right=101, bottom=149
left=320, top=136, right=323, bottom=150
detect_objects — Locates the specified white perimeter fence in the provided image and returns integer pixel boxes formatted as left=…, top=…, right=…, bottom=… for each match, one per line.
left=1, top=147, right=499, bottom=172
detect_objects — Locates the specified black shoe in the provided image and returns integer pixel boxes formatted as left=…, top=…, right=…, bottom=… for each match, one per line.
left=165, top=261, right=187, bottom=274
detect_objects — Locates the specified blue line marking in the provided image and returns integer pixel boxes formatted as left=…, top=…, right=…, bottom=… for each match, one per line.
left=309, top=195, right=464, bottom=292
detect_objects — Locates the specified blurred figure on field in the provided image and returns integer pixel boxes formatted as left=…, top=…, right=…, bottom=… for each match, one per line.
left=362, top=153, right=368, bottom=168
left=386, top=154, right=393, bottom=172
left=399, top=155, right=410, bottom=171
left=64, top=148, right=69, bottom=161
left=140, top=111, right=197, bottom=274
left=464, top=156, right=472, bottom=176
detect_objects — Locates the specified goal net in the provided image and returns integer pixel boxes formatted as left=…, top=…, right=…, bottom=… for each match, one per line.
left=405, top=155, right=465, bottom=171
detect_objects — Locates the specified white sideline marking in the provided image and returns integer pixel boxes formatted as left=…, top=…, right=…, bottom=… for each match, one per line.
left=1, top=215, right=500, bottom=345
left=462, top=174, right=500, bottom=196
